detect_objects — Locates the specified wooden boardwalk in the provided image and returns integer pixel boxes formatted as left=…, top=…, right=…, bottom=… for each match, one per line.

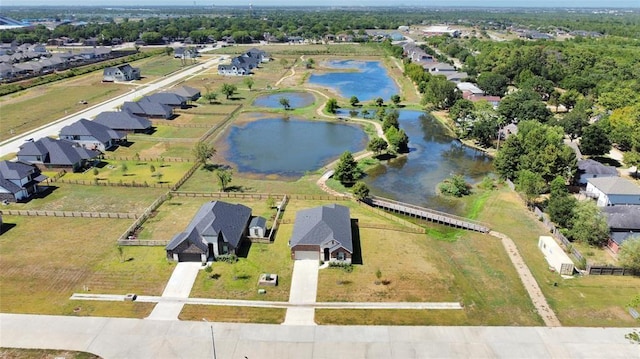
left=364, top=195, right=490, bottom=233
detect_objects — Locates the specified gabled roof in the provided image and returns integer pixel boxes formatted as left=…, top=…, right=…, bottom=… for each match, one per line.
left=93, top=110, right=152, bottom=131
left=0, top=160, right=36, bottom=180
left=578, top=159, right=619, bottom=176
left=122, top=101, right=173, bottom=118
left=143, top=93, right=186, bottom=106
left=249, top=216, right=267, bottom=229
left=166, top=201, right=252, bottom=251
left=168, top=85, right=200, bottom=99
left=289, top=204, right=352, bottom=253
left=60, top=119, right=125, bottom=143
left=18, top=137, right=99, bottom=166
left=602, top=206, right=640, bottom=230
left=588, top=177, right=640, bottom=195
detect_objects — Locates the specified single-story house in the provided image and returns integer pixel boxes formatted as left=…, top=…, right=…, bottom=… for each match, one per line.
left=289, top=204, right=353, bottom=263
left=537, top=236, right=575, bottom=275
left=602, top=205, right=640, bottom=254
left=17, top=137, right=100, bottom=172
left=103, top=64, right=140, bottom=82
left=166, top=201, right=252, bottom=262
left=93, top=110, right=153, bottom=133
left=0, top=160, right=47, bottom=203
left=577, top=159, right=618, bottom=185
left=248, top=216, right=267, bottom=238
left=167, top=85, right=201, bottom=102
left=122, top=100, right=173, bottom=119
left=59, top=119, right=126, bottom=152
left=586, top=177, right=640, bottom=207
left=142, top=93, right=187, bottom=108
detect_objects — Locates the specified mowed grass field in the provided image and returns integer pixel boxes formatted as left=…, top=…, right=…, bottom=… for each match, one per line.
left=478, top=186, right=640, bottom=327
left=0, top=215, right=170, bottom=318
left=180, top=305, right=286, bottom=324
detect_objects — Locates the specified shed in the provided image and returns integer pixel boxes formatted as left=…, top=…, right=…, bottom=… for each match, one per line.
left=248, top=216, right=267, bottom=238
left=538, top=236, right=574, bottom=275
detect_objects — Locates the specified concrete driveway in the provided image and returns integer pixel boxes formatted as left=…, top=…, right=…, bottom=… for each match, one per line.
left=146, top=261, right=202, bottom=320
left=283, top=259, right=319, bottom=325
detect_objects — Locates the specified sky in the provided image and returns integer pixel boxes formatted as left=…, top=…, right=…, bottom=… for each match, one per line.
left=0, top=0, right=638, bottom=7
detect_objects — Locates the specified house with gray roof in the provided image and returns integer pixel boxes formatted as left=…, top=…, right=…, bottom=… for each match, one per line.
left=103, top=63, right=140, bottom=82
left=167, top=85, right=201, bottom=102
left=122, top=100, right=173, bottom=119
left=93, top=110, right=152, bottom=133
left=577, top=159, right=619, bottom=185
left=59, top=119, right=126, bottom=152
left=289, top=204, right=353, bottom=263
left=17, top=137, right=100, bottom=172
left=166, top=201, right=252, bottom=262
left=143, top=93, right=187, bottom=108
left=0, top=160, right=47, bottom=203
left=602, top=205, right=640, bottom=254
left=586, top=177, right=640, bottom=207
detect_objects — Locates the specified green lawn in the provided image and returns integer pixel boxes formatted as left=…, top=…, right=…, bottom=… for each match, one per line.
left=478, top=186, right=640, bottom=327
left=0, top=348, right=101, bottom=359
left=180, top=305, right=286, bottom=324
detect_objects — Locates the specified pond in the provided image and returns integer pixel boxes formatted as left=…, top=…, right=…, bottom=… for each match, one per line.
left=252, top=91, right=315, bottom=109
left=223, top=115, right=367, bottom=178
left=308, top=60, right=399, bottom=102
left=363, top=110, right=493, bottom=213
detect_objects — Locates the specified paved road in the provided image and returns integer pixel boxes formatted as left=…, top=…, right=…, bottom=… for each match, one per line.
left=284, top=259, right=319, bottom=325
left=1, top=313, right=638, bottom=359
left=0, top=55, right=228, bottom=157
left=146, top=262, right=202, bottom=320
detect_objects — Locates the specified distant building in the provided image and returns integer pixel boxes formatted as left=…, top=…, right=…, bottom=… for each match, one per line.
left=602, top=206, right=640, bottom=254
left=586, top=177, right=640, bottom=207
left=103, top=64, right=140, bottom=82
left=422, top=25, right=460, bottom=37
left=577, top=159, right=618, bottom=185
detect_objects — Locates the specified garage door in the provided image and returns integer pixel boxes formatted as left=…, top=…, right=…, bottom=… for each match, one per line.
left=294, top=250, right=319, bottom=260
left=178, top=253, right=202, bottom=262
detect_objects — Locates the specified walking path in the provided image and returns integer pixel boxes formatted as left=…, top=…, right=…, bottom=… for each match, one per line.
left=2, top=313, right=636, bottom=359
left=146, top=262, right=202, bottom=320
left=490, top=231, right=562, bottom=327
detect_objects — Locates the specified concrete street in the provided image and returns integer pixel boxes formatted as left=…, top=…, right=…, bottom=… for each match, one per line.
left=1, top=313, right=638, bottom=358
left=0, top=55, right=228, bottom=157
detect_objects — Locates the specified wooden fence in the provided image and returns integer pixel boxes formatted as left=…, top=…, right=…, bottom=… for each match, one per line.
left=171, top=191, right=286, bottom=200
left=356, top=201, right=426, bottom=233
left=119, top=192, right=171, bottom=241
left=117, top=239, right=170, bottom=246
left=1, top=209, right=137, bottom=219
left=198, top=104, right=242, bottom=143
left=50, top=178, right=172, bottom=188
left=101, top=156, right=189, bottom=163
left=533, top=206, right=586, bottom=265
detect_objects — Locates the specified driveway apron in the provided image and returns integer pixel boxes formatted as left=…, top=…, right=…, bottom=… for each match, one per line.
left=283, top=259, right=319, bottom=325
left=146, top=262, right=202, bottom=320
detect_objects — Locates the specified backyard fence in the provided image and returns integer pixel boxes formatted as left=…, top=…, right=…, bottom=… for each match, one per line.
left=119, top=192, right=171, bottom=241
left=100, top=156, right=189, bottom=163
left=171, top=162, right=200, bottom=191
left=198, top=104, right=242, bottom=143
left=117, top=239, right=170, bottom=246
left=358, top=221, right=426, bottom=234
left=171, top=191, right=286, bottom=200
left=49, top=178, right=172, bottom=189
left=145, top=121, right=211, bottom=128
left=356, top=201, right=426, bottom=233
left=587, top=265, right=637, bottom=276
left=123, top=137, right=199, bottom=143
left=1, top=209, right=137, bottom=219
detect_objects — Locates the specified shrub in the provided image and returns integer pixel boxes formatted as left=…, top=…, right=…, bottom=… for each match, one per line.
left=217, top=254, right=238, bottom=263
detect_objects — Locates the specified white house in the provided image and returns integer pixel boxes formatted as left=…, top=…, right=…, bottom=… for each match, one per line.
left=586, top=177, right=640, bottom=207
left=538, top=236, right=574, bottom=275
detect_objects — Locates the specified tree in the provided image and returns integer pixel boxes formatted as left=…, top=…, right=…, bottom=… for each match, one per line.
left=193, top=141, right=216, bottom=164
left=568, top=201, right=609, bottom=246
left=385, top=126, right=409, bottom=153
left=382, top=110, right=399, bottom=132
left=618, top=236, right=640, bottom=271
left=350, top=96, right=360, bottom=107
left=559, top=89, right=580, bottom=110
left=204, top=91, right=218, bottom=104
left=375, top=97, right=384, bottom=107
left=494, top=135, right=523, bottom=180
left=516, top=169, right=545, bottom=206
left=349, top=110, right=358, bottom=118
left=422, top=76, right=460, bottom=110
left=580, top=124, right=611, bottom=156
left=116, top=245, right=125, bottom=263
left=449, top=99, right=475, bottom=122
left=333, top=151, right=361, bottom=185
left=391, top=94, right=401, bottom=106
left=93, top=168, right=99, bottom=177
left=438, top=175, right=470, bottom=197
left=547, top=176, right=577, bottom=229
left=220, top=83, right=237, bottom=99
left=149, top=164, right=156, bottom=174
left=476, top=72, right=509, bottom=96
left=361, top=109, right=370, bottom=119
left=560, top=109, right=588, bottom=141
left=352, top=181, right=370, bottom=201
left=243, top=77, right=254, bottom=91
left=325, top=98, right=339, bottom=114
left=280, top=58, right=289, bottom=68
left=279, top=97, right=291, bottom=110
left=215, top=168, right=233, bottom=192
left=624, top=150, right=640, bottom=178
left=498, top=89, right=552, bottom=123
left=367, top=137, right=388, bottom=156
left=120, top=162, right=128, bottom=175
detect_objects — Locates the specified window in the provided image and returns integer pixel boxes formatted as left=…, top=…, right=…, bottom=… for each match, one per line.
left=337, top=252, right=345, bottom=261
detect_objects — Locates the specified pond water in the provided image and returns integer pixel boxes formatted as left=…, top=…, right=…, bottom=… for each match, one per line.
left=224, top=115, right=367, bottom=178
left=363, top=110, right=493, bottom=213
left=252, top=91, right=315, bottom=109
left=308, top=60, right=399, bottom=102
